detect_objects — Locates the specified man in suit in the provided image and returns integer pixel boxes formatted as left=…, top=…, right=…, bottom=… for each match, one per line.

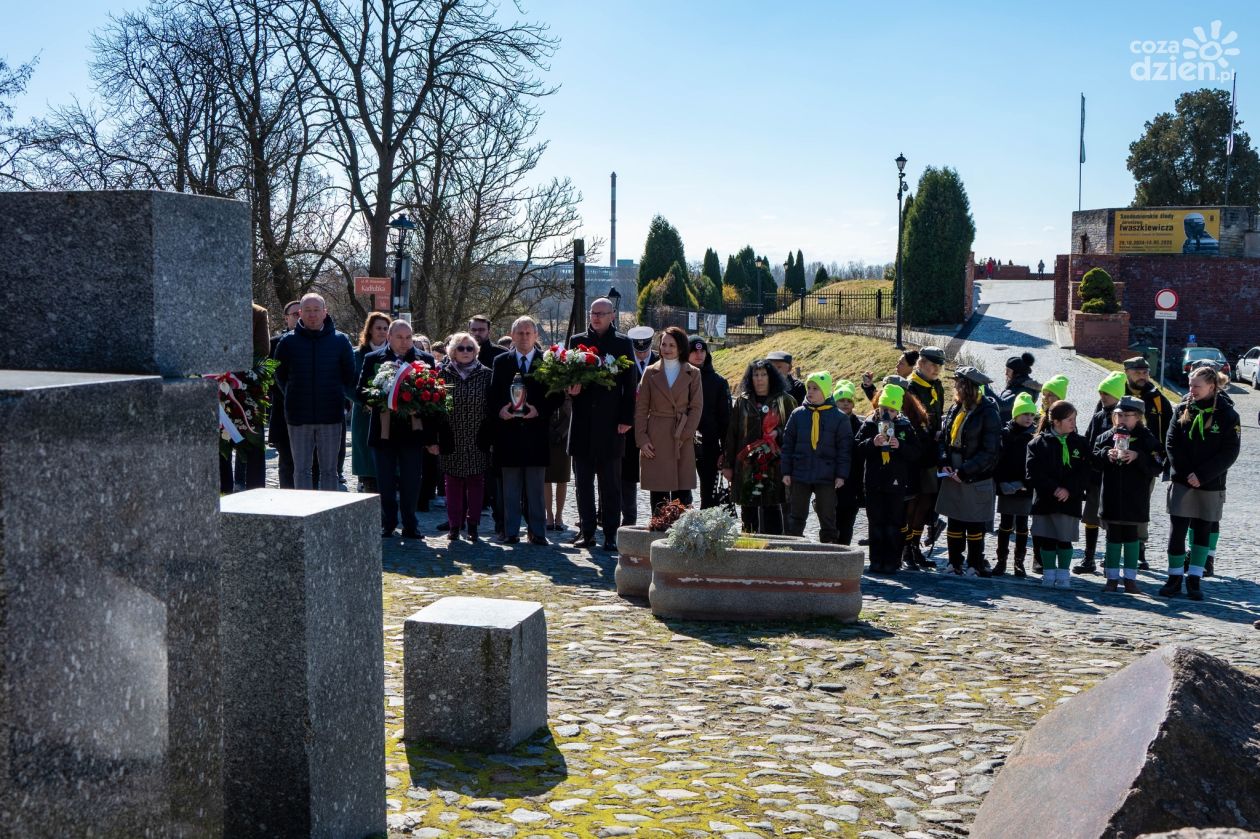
left=488, top=316, right=557, bottom=545
left=469, top=314, right=508, bottom=534
left=620, top=325, right=657, bottom=526
left=567, top=298, right=636, bottom=550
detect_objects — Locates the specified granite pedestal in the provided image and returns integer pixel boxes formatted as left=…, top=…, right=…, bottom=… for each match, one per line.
left=0, top=190, right=251, bottom=377
left=0, top=371, right=223, bottom=838
left=404, top=597, right=547, bottom=752
left=219, top=489, right=385, bottom=839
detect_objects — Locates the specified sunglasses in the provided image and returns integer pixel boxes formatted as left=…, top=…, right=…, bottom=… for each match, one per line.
left=453, top=345, right=477, bottom=352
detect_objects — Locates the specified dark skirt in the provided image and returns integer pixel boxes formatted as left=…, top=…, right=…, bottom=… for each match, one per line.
left=546, top=444, right=571, bottom=484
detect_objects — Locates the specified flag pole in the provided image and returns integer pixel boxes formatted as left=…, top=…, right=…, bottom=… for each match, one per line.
left=1224, top=74, right=1238, bottom=205
left=1078, top=92, right=1085, bottom=211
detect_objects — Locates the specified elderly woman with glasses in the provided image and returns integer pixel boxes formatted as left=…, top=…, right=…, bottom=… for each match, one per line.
left=722, top=359, right=797, bottom=534
left=433, top=331, right=493, bottom=542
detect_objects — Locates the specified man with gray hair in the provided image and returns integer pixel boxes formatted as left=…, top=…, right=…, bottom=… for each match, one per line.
left=274, top=293, right=356, bottom=490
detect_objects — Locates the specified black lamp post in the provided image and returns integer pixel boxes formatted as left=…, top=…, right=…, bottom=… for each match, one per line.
left=894, top=153, right=908, bottom=350
left=388, top=213, right=416, bottom=318
left=608, top=285, right=622, bottom=327
left=754, top=257, right=765, bottom=326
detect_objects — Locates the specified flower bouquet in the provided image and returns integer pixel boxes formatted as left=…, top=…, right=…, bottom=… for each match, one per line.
left=735, top=412, right=783, bottom=500
left=207, top=357, right=278, bottom=456
left=532, top=343, right=632, bottom=396
left=364, top=359, right=450, bottom=437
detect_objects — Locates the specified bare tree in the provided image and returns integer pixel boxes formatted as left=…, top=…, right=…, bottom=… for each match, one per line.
left=282, top=0, right=557, bottom=277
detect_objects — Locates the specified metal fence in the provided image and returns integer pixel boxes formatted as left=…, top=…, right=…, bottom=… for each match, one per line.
left=641, top=289, right=894, bottom=336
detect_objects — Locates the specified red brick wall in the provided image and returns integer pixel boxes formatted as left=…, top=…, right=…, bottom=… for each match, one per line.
left=1053, top=254, right=1070, bottom=321
left=1069, top=310, right=1131, bottom=360
left=1069, top=254, right=1260, bottom=356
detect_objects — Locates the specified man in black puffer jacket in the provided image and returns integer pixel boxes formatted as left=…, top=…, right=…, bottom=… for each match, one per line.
left=274, top=293, right=355, bottom=490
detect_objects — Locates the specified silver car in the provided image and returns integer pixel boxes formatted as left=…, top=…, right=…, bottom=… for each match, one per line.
left=1236, top=346, right=1260, bottom=388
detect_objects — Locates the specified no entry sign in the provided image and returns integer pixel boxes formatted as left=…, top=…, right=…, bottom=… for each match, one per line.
left=1155, top=288, right=1179, bottom=310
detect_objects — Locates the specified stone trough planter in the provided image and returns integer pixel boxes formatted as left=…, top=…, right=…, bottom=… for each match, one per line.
left=647, top=541, right=864, bottom=622
left=615, top=526, right=804, bottom=598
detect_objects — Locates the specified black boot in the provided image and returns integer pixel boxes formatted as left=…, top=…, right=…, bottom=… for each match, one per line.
left=1032, top=554, right=1044, bottom=574
left=908, top=543, right=933, bottom=570
left=1074, top=526, right=1098, bottom=574
left=1204, top=555, right=1215, bottom=578
left=992, top=555, right=1007, bottom=576
left=1013, top=555, right=1027, bottom=578
left=967, top=537, right=992, bottom=577
left=1185, top=574, right=1204, bottom=601
left=1157, top=574, right=1183, bottom=598
left=994, top=529, right=1010, bottom=576
left=1138, top=543, right=1149, bottom=570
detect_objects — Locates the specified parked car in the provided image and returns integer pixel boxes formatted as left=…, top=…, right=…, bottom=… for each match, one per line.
left=1181, top=347, right=1230, bottom=383
left=1235, top=346, right=1260, bottom=388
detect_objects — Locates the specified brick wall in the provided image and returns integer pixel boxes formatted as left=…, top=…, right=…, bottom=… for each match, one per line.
left=1053, top=254, right=1070, bottom=321
left=1068, top=253, right=1260, bottom=357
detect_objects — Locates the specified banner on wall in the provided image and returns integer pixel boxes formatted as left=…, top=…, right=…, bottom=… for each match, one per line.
left=1114, top=208, right=1221, bottom=255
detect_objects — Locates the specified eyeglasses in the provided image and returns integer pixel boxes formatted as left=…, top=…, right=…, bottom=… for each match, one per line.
left=453, top=345, right=477, bottom=352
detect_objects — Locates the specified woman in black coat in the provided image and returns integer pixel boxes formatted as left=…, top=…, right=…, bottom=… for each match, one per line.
left=1159, top=365, right=1241, bottom=600
left=688, top=336, right=732, bottom=509
left=936, top=368, right=1002, bottom=576
left=355, top=322, right=438, bottom=539
left=995, top=352, right=1041, bottom=422
left=1092, top=396, right=1163, bottom=594
left=435, top=332, right=492, bottom=542
left=1026, top=401, right=1092, bottom=589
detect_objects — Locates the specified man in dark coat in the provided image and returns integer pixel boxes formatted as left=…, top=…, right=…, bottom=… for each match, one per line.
left=470, top=314, right=508, bottom=533
left=621, top=325, right=658, bottom=525
left=488, top=315, right=558, bottom=545
left=767, top=350, right=807, bottom=405
left=269, top=300, right=301, bottom=487
left=689, top=335, right=731, bottom=509
left=274, top=293, right=355, bottom=491
left=355, top=320, right=437, bottom=538
left=567, top=297, right=636, bottom=549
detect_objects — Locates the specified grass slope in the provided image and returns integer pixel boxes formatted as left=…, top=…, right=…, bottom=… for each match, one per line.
left=712, top=328, right=913, bottom=414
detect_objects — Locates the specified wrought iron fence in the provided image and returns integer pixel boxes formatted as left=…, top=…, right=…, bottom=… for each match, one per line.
left=640, top=289, right=894, bottom=337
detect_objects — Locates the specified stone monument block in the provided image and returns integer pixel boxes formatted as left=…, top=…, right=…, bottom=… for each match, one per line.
left=971, top=645, right=1260, bottom=839
left=0, top=371, right=223, bottom=838
left=404, top=597, right=547, bottom=752
left=0, top=190, right=251, bottom=377
left=219, top=488, right=385, bottom=839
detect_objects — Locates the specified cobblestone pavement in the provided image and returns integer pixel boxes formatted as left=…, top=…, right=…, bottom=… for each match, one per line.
left=258, top=284, right=1259, bottom=836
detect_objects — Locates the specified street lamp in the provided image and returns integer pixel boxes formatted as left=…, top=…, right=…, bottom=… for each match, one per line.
left=388, top=213, right=416, bottom=318
left=894, top=154, right=909, bottom=350
left=754, top=257, right=765, bottom=327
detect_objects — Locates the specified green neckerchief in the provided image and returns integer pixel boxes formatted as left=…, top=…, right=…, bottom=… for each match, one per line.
left=1188, top=402, right=1214, bottom=440
left=1052, top=430, right=1070, bottom=466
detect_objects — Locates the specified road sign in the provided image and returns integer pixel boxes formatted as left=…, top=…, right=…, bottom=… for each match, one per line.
left=1155, top=288, right=1179, bottom=310
left=1154, top=309, right=1178, bottom=320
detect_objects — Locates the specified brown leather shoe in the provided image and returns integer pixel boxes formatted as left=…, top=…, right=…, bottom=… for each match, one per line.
left=1122, top=578, right=1141, bottom=594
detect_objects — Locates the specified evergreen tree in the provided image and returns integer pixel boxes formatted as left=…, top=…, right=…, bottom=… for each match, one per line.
left=814, top=265, right=830, bottom=286
left=724, top=254, right=750, bottom=296
left=695, top=275, right=722, bottom=310
left=784, top=252, right=796, bottom=293
left=901, top=166, right=975, bottom=324
left=794, top=249, right=806, bottom=293
left=637, top=214, right=687, bottom=291
left=660, top=263, right=698, bottom=308
left=702, top=247, right=723, bottom=290
left=783, top=248, right=806, bottom=294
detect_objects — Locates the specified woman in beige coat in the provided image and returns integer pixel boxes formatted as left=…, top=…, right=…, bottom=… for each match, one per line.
left=636, top=325, right=704, bottom=515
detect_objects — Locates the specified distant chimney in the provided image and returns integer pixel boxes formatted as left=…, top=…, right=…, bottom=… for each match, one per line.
left=610, top=171, right=617, bottom=268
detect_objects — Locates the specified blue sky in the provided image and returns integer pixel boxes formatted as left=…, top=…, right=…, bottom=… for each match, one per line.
left=4, top=1, right=1257, bottom=271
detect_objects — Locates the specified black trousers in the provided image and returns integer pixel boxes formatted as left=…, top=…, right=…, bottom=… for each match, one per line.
left=621, top=477, right=639, bottom=526
left=574, top=454, right=623, bottom=540
left=272, top=417, right=294, bottom=489
left=219, top=446, right=266, bottom=493
left=835, top=499, right=861, bottom=546
left=696, top=442, right=721, bottom=509
left=418, top=450, right=442, bottom=510
left=374, top=446, right=422, bottom=534
left=740, top=504, right=783, bottom=535
left=867, top=491, right=906, bottom=569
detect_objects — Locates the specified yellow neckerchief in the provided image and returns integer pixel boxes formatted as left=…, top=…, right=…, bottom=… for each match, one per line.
left=1188, top=402, right=1214, bottom=439
left=806, top=402, right=833, bottom=449
left=949, top=407, right=967, bottom=447
left=911, top=372, right=939, bottom=405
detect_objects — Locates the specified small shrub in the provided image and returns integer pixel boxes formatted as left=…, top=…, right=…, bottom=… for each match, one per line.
left=663, top=507, right=741, bottom=556
left=648, top=500, right=689, bottom=533
left=1079, top=267, right=1120, bottom=314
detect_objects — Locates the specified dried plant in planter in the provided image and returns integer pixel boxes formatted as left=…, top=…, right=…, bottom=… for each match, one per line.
left=663, top=507, right=741, bottom=556
left=648, top=500, right=690, bottom=532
